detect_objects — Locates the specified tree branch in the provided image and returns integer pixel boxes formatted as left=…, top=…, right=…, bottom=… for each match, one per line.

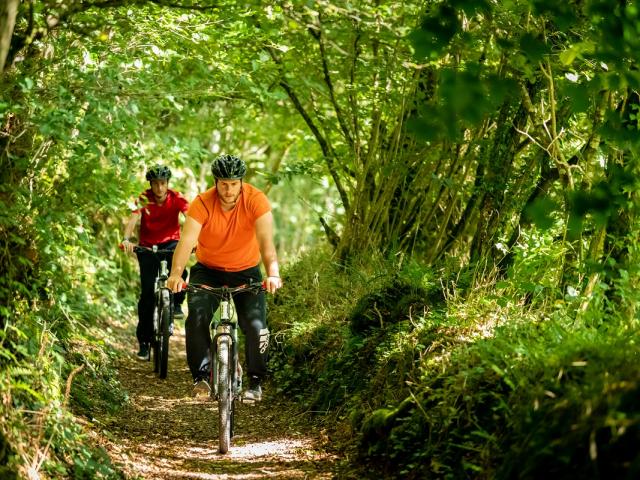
left=319, top=216, right=340, bottom=247
left=266, top=45, right=350, bottom=212
left=309, top=14, right=354, bottom=150
left=349, top=25, right=361, bottom=156
left=146, top=0, right=221, bottom=11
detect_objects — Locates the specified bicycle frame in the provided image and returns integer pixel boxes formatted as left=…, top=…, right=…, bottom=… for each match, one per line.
left=151, top=247, right=173, bottom=337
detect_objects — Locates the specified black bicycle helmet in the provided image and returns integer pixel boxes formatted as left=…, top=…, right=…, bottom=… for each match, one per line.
left=211, top=154, right=247, bottom=180
left=145, top=165, right=172, bottom=181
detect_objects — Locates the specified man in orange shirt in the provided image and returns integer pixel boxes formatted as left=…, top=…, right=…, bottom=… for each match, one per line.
left=167, top=154, right=282, bottom=401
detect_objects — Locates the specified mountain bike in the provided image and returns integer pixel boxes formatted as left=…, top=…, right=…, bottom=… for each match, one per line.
left=122, top=244, right=178, bottom=379
left=187, top=281, right=265, bottom=454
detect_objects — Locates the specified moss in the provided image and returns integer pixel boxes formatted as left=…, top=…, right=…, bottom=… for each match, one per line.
left=348, top=277, right=437, bottom=335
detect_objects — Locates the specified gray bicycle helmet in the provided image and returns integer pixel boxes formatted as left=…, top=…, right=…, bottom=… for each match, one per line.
left=146, top=165, right=172, bottom=181
left=211, top=154, right=247, bottom=180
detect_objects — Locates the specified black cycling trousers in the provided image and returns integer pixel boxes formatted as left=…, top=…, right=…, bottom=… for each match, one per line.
left=185, top=262, right=268, bottom=382
left=136, top=240, right=187, bottom=345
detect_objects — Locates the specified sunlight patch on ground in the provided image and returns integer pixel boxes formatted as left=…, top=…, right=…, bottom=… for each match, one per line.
left=114, top=437, right=336, bottom=479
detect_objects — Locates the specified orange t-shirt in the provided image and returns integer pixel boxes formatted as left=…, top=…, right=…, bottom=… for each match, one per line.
left=187, top=183, right=271, bottom=271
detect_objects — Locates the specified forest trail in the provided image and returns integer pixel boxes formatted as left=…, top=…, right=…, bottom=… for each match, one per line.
left=95, top=317, right=341, bottom=479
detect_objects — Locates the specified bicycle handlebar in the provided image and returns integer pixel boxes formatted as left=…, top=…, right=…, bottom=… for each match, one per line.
left=118, top=243, right=175, bottom=255
left=133, top=246, right=176, bottom=255
left=187, top=282, right=266, bottom=297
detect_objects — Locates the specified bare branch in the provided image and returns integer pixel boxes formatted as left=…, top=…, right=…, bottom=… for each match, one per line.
left=319, top=216, right=340, bottom=247
left=310, top=13, right=354, bottom=150
left=146, top=0, right=221, bottom=11
left=266, top=44, right=350, bottom=212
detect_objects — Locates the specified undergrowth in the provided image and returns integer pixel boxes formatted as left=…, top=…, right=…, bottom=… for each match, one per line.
left=1, top=243, right=134, bottom=479
left=268, top=247, right=640, bottom=479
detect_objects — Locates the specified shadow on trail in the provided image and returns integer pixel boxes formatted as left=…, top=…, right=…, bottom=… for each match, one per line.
left=102, top=321, right=338, bottom=479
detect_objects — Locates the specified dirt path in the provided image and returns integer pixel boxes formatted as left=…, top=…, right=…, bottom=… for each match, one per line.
left=98, top=319, right=341, bottom=479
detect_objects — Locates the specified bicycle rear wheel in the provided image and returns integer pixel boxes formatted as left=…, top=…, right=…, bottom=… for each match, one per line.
left=158, top=289, right=171, bottom=379
left=217, top=336, right=233, bottom=453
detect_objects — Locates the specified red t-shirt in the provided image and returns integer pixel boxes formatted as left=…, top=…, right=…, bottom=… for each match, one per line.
left=187, top=183, right=271, bottom=271
left=134, top=189, right=190, bottom=246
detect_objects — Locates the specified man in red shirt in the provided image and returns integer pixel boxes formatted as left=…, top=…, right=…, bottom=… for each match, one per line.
left=167, top=154, right=282, bottom=402
left=122, top=165, right=190, bottom=360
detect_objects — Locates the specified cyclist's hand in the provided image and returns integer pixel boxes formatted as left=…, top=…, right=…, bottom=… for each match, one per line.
left=265, top=276, right=283, bottom=294
left=121, top=240, right=135, bottom=254
left=167, top=275, right=185, bottom=293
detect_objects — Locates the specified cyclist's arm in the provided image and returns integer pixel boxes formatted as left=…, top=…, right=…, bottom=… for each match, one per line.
left=255, top=211, right=282, bottom=294
left=167, top=216, right=201, bottom=292
left=122, top=212, right=140, bottom=253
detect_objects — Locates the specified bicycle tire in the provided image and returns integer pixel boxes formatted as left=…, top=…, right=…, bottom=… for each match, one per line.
left=158, top=289, right=171, bottom=379
left=217, top=336, right=232, bottom=453
left=152, top=302, right=160, bottom=372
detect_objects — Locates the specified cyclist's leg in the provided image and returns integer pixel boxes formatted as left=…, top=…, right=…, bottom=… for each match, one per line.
left=162, top=240, right=188, bottom=309
left=185, top=263, right=220, bottom=381
left=231, top=266, right=268, bottom=380
left=136, top=250, right=159, bottom=347
left=234, top=291, right=268, bottom=379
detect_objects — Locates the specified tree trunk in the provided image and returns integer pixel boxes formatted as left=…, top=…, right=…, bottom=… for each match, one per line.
left=469, top=97, right=526, bottom=263
left=0, top=0, right=18, bottom=72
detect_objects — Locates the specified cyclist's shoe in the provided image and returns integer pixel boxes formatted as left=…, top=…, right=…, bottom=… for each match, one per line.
left=174, top=304, right=184, bottom=319
left=192, top=379, right=211, bottom=398
left=242, top=377, right=262, bottom=403
left=136, top=343, right=150, bottom=361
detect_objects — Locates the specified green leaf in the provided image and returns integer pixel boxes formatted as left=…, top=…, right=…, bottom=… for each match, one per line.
left=410, top=5, right=459, bottom=59
left=524, top=197, right=558, bottom=230
left=519, top=33, right=549, bottom=63
left=561, top=81, right=591, bottom=113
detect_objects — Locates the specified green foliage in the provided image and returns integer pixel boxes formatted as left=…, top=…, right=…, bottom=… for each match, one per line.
left=524, top=196, right=561, bottom=230
left=410, top=4, right=460, bottom=59
left=268, top=248, right=448, bottom=427
left=359, top=316, right=640, bottom=479
left=348, top=269, right=442, bottom=335
left=2, top=0, right=639, bottom=478
left=409, top=67, right=519, bottom=141
left=1, top=9, right=141, bottom=472
left=269, top=244, right=640, bottom=478
left=568, top=164, right=639, bottom=235
left=0, top=299, right=127, bottom=478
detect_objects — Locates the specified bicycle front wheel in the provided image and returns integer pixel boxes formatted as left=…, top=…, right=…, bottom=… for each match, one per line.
left=152, top=302, right=160, bottom=372
left=217, top=335, right=233, bottom=454
left=158, top=289, right=171, bottom=379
